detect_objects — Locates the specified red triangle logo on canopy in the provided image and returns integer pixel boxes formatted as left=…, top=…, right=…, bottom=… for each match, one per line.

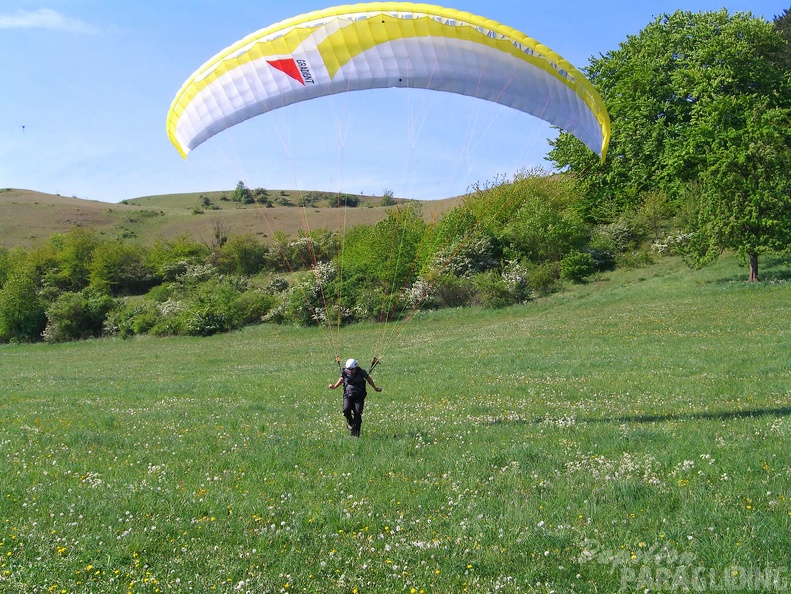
left=267, top=59, right=305, bottom=85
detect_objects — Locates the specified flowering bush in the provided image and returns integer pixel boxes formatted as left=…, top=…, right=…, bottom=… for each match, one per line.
left=652, top=232, right=693, bottom=256
left=501, top=260, right=532, bottom=303
left=404, top=278, right=438, bottom=309
left=430, top=235, right=498, bottom=278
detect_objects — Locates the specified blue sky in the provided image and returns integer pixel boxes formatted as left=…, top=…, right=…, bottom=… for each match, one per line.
left=1, top=1, right=786, bottom=203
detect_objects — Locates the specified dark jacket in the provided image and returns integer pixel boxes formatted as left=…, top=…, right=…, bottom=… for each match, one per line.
left=341, top=367, right=369, bottom=399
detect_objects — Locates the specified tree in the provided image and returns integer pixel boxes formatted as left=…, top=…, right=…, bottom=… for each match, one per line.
left=548, top=10, right=791, bottom=221
left=0, top=266, right=46, bottom=342
left=55, top=228, right=100, bottom=291
left=89, top=242, right=154, bottom=296
left=774, top=8, right=791, bottom=69
left=380, top=188, right=396, bottom=206
left=682, top=99, right=791, bottom=281
left=337, top=203, right=428, bottom=319
left=638, top=191, right=671, bottom=241
left=233, top=180, right=254, bottom=204
left=42, top=288, right=114, bottom=343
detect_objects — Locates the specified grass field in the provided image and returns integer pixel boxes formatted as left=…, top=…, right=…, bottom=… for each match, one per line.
left=2, top=255, right=790, bottom=593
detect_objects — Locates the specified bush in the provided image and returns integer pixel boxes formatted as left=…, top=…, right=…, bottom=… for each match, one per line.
left=430, top=274, right=475, bottom=308
left=430, top=235, right=498, bottom=278
left=587, top=230, right=617, bottom=271
left=501, top=260, right=532, bottom=304
left=90, top=242, right=155, bottom=296
left=600, top=213, right=648, bottom=252
left=216, top=234, right=266, bottom=275
left=266, top=276, right=289, bottom=293
left=528, top=262, right=561, bottom=297
left=104, top=300, right=164, bottom=338
left=473, top=271, right=513, bottom=309
left=232, top=291, right=278, bottom=326
left=184, top=309, right=228, bottom=336
left=560, top=250, right=597, bottom=283
left=43, top=289, right=115, bottom=343
left=615, top=250, right=655, bottom=269
left=283, top=279, right=322, bottom=326
left=471, top=262, right=532, bottom=309
left=148, top=234, right=209, bottom=279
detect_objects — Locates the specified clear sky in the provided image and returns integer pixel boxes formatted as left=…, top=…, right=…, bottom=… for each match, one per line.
left=1, top=1, right=786, bottom=203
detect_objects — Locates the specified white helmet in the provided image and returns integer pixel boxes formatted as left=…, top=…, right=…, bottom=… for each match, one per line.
left=345, top=358, right=358, bottom=369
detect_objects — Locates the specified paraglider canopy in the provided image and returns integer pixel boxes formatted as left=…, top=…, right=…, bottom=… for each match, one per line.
left=166, top=2, right=610, bottom=160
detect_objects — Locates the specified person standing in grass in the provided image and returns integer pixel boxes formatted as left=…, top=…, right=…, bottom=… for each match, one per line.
left=328, top=358, right=381, bottom=437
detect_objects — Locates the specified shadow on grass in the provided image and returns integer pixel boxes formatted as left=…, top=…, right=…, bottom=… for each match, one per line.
left=488, top=406, right=791, bottom=426
left=591, top=405, right=791, bottom=425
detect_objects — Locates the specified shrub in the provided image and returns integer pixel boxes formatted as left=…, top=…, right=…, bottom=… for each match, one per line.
left=404, top=278, right=439, bottom=310
left=430, top=235, right=498, bottom=278
left=54, top=228, right=100, bottom=291
left=104, top=300, right=163, bottom=338
left=587, top=230, right=617, bottom=271
left=232, top=291, right=278, bottom=326
left=560, top=250, right=597, bottom=283
left=430, top=274, right=475, bottom=308
left=148, top=234, right=209, bottom=279
left=528, top=262, right=561, bottom=297
left=216, top=234, right=266, bottom=275
left=43, top=289, right=115, bottom=343
left=90, top=242, right=155, bottom=296
left=615, top=250, right=655, bottom=269
left=600, top=213, right=648, bottom=252
left=473, top=271, right=513, bottom=309
left=470, top=262, right=532, bottom=309
left=501, top=260, right=532, bottom=304
left=284, top=279, right=322, bottom=326
left=184, top=309, right=228, bottom=336
left=266, top=276, right=289, bottom=293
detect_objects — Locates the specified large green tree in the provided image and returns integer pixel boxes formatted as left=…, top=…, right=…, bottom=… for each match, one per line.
left=548, top=9, right=791, bottom=280
left=683, top=98, right=791, bottom=280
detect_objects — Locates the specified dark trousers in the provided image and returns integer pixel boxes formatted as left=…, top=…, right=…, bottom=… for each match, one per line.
left=343, top=394, right=365, bottom=436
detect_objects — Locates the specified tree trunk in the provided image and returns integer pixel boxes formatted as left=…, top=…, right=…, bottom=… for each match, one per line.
left=748, top=252, right=759, bottom=282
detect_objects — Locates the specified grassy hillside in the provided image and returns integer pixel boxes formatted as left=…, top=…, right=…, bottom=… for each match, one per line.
left=1, top=254, right=789, bottom=592
left=0, top=188, right=462, bottom=249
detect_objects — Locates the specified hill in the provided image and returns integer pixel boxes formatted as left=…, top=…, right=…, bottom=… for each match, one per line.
left=0, top=188, right=463, bottom=249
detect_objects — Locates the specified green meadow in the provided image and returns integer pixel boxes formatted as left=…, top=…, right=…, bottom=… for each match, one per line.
left=2, top=255, right=790, bottom=593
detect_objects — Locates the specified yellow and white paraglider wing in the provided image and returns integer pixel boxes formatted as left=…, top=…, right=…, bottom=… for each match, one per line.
left=166, top=2, right=610, bottom=160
